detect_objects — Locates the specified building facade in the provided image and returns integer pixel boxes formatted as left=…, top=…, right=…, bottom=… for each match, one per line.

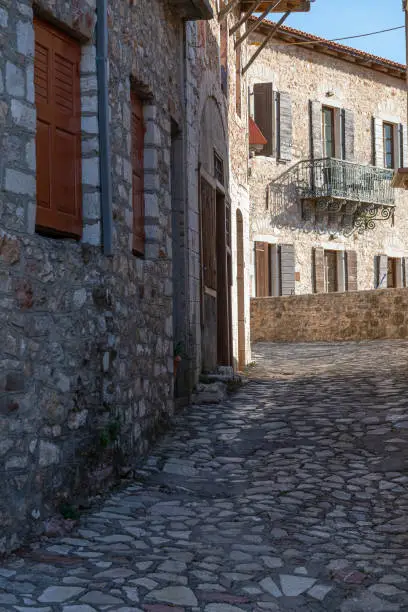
left=248, top=21, right=408, bottom=298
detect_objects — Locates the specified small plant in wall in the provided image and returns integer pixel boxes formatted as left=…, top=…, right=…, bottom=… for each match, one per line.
left=173, top=342, right=186, bottom=377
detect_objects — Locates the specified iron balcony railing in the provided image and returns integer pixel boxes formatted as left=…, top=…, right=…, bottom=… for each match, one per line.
left=292, top=157, right=395, bottom=207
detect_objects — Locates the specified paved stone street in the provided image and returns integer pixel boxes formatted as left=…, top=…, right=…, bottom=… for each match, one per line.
left=2, top=340, right=408, bottom=611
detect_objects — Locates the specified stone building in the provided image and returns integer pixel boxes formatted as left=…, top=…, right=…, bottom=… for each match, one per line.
left=248, top=20, right=408, bottom=297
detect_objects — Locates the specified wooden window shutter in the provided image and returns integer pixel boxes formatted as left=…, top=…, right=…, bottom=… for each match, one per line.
left=398, top=123, right=408, bottom=168
left=254, top=83, right=274, bottom=157
left=313, top=247, right=325, bottom=293
left=34, top=19, right=82, bottom=238
left=346, top=250, right=357, bottom=291
left=343, top=109, right=355, bottom=161
left=277, top=92, right=292, bottom=162
left=279, top=244, right=295, bottom=296
left=375, top=255, right=388, bottom=288
left=310, top=101, right=323, bottom=159
left=131, top=91, right=145, bottom=256
left=200, top=177, right=216, bottom=290
left=255, top=242, right=270, bottom=297
left=373, top=117, right=384, bottom=167
left=403, top=257, right=408, bottom=287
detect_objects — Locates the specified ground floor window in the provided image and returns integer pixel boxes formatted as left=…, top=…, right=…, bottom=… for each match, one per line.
left=313, top=248, right=357, bottom=293
left=376, top=255, right=406, bottom=289
left=254, top=242, right=295, bottom=297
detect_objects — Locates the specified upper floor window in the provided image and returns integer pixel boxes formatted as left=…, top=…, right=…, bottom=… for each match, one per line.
left=322, top=106, right=335, bottom=158
left=383, top=122, right=395, bottom=169
left=34, top=18, right=82, bottom=238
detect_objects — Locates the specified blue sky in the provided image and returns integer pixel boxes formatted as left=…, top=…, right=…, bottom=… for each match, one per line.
left=271, top=0, right=406, bottom=64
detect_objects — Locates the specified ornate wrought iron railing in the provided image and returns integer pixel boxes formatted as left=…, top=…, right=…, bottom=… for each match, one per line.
left=294, top=157, right=395, bottom=206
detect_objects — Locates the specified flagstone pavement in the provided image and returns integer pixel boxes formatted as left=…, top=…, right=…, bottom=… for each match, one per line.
left=2, top=340, right=408, bottom=611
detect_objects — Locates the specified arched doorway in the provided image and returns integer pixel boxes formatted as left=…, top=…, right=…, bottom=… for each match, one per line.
left=236, top=210, right=245, bottom=370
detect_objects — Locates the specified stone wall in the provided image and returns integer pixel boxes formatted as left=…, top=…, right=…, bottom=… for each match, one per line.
left=251, top=289, right=408, bottom=343
left=0, top=0, right=195, bottom=554
left=248, top=29, right=408, bottom=296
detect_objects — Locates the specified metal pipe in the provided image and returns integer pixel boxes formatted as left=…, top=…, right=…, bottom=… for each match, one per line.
left=96, top=0, right=113, bottom=256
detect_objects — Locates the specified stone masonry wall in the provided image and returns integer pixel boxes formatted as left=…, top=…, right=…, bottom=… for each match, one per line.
left=0, top=0, right=189, bottom=554
left=248, top=32, right=408, bottom=296
left=251, top=289, right=408, bottom=343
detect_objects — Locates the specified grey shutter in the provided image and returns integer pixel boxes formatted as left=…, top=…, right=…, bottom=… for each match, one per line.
left=343, top=109, right=355, bottom=161
left=376, top=255, right=388, bottom=288
left=254, top=83, right=274, bottom=157
left=399, top=123, right=408, bottom=168
left=346, top=250, right=357, bottom=291
left=373, top=117, right=384, bottom=167
left=310, top=101, right=323, bottom=159
left=278, top=92, right=292, bottom=162
left=313, top=247, right=325, bottom=293
left=279, top=244, right=295, bottom=296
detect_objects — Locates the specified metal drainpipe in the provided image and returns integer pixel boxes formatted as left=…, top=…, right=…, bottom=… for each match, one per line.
left=96, top=0, right=113, bottom=256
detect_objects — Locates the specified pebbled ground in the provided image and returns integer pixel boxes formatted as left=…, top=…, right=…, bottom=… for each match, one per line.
left=2, top=340, right=408, bottom=611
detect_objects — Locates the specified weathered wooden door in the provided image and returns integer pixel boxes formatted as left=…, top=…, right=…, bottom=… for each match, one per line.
left=200, top=178, right=231, bottom=371
left=236, top=211, right=245, bottom=370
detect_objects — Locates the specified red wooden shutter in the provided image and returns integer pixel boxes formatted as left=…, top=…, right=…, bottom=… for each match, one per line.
left=255, top=242, right=270, bottom=297
left=34, top=19, right=82, bottom=238
left=131, top=91, right=145, bottom=256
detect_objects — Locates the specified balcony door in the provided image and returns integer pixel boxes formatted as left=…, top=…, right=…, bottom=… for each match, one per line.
left=322, top=107, right=335, bottom=158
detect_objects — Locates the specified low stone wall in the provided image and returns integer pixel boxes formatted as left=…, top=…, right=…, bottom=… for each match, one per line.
left=251, top=289, right=408, bottom=343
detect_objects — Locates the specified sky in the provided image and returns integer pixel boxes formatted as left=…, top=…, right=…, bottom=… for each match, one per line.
left=270, top=0, right=406, bottom=65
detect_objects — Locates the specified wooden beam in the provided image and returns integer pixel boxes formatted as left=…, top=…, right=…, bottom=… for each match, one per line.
left=230, top=0, right=264, bottom=36
left=218, top=0, right=240, bottom=22
left=234, top=0, right=283, bottom=49
left=242, top=11, right=290, bottom=74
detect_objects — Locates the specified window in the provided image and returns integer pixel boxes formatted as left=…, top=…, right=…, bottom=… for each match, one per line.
left=324, top=250, right=338, bottom=293
left=322, top=107, right=335, bottom=158
left=235, top=46, right=241, bottom=117
left=255, top=242, right=295, bottom=297
left=383, top=122, right=395, bottom=169
left=131, top=90, right=145, bottom=256
left=34, top=19, right=82, bottom=237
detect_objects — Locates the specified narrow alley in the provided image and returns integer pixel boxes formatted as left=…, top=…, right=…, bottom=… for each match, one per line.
left=2, top=341, right=408, bottom=611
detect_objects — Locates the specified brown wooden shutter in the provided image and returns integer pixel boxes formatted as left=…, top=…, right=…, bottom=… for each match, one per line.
left=255, top=242, right=270, bottom=297
left=376, top=255, right=388, bottom=288
left=310, top=101, right=323, bottom=159
left=200, top=177, right=216, bottom=291
left=280, top=244, right=295, bottom=296
left=278, top=92, right=292, bottom=162
left=343, top=109, right=355, bottom=161
left=313, top=247, right=325, bottom=293
left=131, top=91, right=145, bottom=256
left=346, top=250, right=357, bottom=291
left=254, top=83, right=274, bottom=157
left=403, top=257, right=408, bottom=287
left=34, top=19, right=82, bottom=238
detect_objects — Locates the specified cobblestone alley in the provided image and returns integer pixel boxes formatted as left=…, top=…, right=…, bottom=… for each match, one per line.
left=2, top=341, right=408, bottom=611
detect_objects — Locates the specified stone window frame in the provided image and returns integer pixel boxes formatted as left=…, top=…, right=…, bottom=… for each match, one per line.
left=128, top=77, right=161, bottom=261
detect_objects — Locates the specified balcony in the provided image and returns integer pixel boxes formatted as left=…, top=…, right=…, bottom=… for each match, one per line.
left=269, top=158, right=395, bottom=235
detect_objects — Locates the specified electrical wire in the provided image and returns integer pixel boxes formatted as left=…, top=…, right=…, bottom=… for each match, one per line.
left=266, top=24, right=405, bottom=49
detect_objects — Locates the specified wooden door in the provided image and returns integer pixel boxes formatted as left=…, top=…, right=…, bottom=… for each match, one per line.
left=324, top=250, right=338, bottom=293
left=236, top=211, right=245, bottom=370
left=200, top=177, right=217, bottom=372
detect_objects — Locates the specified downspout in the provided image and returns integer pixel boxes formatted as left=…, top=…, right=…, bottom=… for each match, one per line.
left=96, top=0, right=113, bottom=256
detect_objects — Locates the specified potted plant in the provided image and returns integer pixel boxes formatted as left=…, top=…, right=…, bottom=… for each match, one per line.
left=174, top=342, right=184, bottom=377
